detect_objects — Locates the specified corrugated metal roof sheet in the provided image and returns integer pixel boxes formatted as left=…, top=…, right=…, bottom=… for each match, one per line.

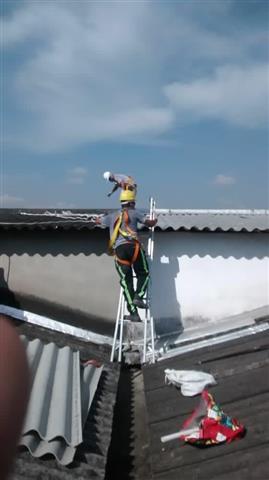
left=19, top=337, right=103, bottom=466
left=0, top=208, right=268, bottom=232
left=12, top=320, right=120, bottom=480
left=155, top=209, right=269, bottom=232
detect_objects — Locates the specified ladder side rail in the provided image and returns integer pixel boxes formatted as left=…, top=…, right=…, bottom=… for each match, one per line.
left=118, top=295, right=126, bottom=362
left=149, top=198, right=156, bottom=260
left=143, top=198, right=153, bottom=362
left=149, top=199, right=156, bottom=362
left=143, top=197, right=156, bottom=363
left=143, top=307, right=149, bottom=363
left=147, top=197, right=154, bottom=257
left=110, top=287, right=124, bottom=361
left=150, top=314, right=155, bottom=363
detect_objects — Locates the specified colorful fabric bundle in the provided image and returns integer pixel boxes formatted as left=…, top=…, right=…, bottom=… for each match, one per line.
left=179, top=390, right=246, bottom=446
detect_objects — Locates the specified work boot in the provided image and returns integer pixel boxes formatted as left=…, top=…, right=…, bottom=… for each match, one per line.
left=133, top=295, right=148, bottom=309
left=124, top=312, right=142, bottom=322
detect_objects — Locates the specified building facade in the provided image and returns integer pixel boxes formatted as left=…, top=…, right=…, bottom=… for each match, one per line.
left=0, top=209, right=268, bottom=338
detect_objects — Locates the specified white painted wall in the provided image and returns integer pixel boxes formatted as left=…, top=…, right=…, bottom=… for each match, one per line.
left=0, top=229, right=268, bottom=337
left=151, top=231, right=269, bottom=334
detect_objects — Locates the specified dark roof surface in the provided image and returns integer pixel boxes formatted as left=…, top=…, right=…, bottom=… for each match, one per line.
left=11, top=320, right=120, bottom=480
left=0, top=208, right=268, bottom=232
left=143, top=330, right=269, bottom=480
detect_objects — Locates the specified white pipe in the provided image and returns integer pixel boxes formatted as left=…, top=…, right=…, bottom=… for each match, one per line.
left=161, top=428, right=198, bottom=443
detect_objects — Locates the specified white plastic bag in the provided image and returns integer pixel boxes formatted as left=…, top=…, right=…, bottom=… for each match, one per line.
left=164, top=369, right=216, bottom=396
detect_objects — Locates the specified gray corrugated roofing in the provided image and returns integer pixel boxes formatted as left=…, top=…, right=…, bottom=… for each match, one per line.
left=20, top=336, right=103, bottom=466
left=0, top=208, right=268, bottom=232
left=155, top=209, right=269, bottom=232
left=12, top=319, right=120, bottom=480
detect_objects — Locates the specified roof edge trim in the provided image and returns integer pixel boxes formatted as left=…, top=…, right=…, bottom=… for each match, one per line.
left=0, top=304, right=113, bottom=346
left=156, top=322, right=269, bottom=361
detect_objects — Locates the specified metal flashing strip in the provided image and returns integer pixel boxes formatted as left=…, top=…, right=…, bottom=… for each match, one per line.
left=0, top=304, right=113, bottom=346
left=157, top=322, right=269, bottom=361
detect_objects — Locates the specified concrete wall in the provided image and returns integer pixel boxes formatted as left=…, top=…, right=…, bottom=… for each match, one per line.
left=0, top=229, right=119, bottom=335
left=0, top=228, right=268, bottom=336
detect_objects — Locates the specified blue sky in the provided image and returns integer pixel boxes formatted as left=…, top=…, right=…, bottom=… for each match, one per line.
left=1, top=0, right=268, bottom=209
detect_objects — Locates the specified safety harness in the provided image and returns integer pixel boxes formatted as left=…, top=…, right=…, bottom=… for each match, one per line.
left=108, top=209, right=140, bottom=266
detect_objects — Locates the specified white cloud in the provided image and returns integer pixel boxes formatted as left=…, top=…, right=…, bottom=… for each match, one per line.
left=0, top=194, right=25, bottom=207
left=213, top=174, right=236, bottom=186
left=164, top=63, right=269, bottom=128
left=3, top=1, right=174, bottom=152
left=2, top=1, right=268, bottom=152
left=66, top=167, right=88, bottom=185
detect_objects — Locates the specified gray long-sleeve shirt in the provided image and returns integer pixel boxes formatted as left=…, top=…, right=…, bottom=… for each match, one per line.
left=100, top=208, right=148, bottom=249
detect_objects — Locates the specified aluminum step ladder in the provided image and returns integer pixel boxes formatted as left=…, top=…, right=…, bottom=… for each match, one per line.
left=110, top=197, right=156, bottom=364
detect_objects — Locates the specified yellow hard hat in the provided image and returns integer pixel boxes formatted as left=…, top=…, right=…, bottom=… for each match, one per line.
left=120, top=188, right=136, bottom=202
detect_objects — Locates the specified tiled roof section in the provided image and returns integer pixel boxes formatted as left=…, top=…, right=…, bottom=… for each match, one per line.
left=19, top=336, right=103, bottom=466
left=143, top=330, right=269, bottom=480
left=0, top=208, right=268, bottom=232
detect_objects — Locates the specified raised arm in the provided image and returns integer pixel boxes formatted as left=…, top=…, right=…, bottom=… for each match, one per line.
left=137, top=210, right=158, bottom=228
left=144, top=217, right=158, bottom=228
left=104, top=172, right=133, bottom=186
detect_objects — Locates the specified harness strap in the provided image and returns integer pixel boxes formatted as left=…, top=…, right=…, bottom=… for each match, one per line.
left=120, top=176, right=136, bottom=191
left=108, top=209, right=138, bottom=254
left=118, top=209, right=138, bottom=241
left=115, top=240, right=140, bottom=266
left=108, top=213, right=123, bottom=253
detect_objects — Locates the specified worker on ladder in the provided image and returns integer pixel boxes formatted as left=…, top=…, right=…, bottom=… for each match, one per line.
left=95, top=172, right=157, bottom=322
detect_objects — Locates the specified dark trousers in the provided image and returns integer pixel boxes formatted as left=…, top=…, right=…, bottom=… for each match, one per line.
left=114, top=242, right=149, bottom=314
